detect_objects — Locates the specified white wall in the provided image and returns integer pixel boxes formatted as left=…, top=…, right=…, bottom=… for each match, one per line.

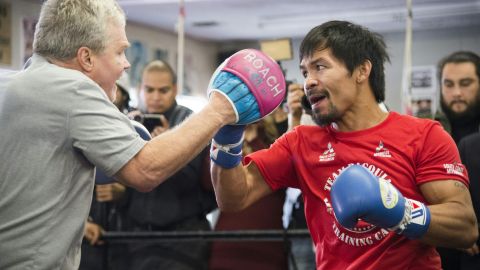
left=125, top=22, right=219, bottom=98
left=4, top=0, right=479, bottom=112
left=280, top=27, right=480, bottom=113
left=383, top=27, right=480, bottom=112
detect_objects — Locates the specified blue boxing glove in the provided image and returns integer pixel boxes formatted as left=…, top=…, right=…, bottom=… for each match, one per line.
left=210, top=125, right=245, bottom=169
left=330, top=165, right=431, bottom=239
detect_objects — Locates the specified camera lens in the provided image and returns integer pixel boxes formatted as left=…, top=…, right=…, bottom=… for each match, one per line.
left=133, top=114, right=144, bottom=123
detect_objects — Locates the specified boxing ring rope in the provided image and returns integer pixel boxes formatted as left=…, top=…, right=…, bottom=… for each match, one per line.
left=98, top=229, right=311, bottom=270
left=102, top=229, right=311, bottom=243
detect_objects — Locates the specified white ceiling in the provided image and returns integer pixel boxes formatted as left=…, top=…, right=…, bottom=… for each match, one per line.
left=117, top=0, right=480, bottom=42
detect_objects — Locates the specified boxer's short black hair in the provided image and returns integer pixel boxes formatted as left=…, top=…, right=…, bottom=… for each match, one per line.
left=300, top=20, right=390, bottom=103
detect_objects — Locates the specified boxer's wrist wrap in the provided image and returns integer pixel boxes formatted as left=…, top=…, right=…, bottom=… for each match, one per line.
left=210, top=125, right=245, bottom=169
left=210, top=137, right=244, bottom=169
left=389, top=198, right=431, bottom=239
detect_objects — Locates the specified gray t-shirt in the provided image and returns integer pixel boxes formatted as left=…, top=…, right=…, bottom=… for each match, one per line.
left=0, top=55, right=146, bottom=269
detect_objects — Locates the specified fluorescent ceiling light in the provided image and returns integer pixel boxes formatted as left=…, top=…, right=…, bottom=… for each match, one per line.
left=259, top=2, right=480, bottom=28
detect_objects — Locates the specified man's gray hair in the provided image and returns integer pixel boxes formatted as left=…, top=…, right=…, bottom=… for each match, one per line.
left=33, top=0, right=126, bottom=61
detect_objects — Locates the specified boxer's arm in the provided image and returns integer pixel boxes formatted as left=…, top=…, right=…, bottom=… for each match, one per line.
left=420, top=179, right=478, bottom=248
left=211, top=161, right=273, bottom=212
left=331, top=165, right=477, bottom=247
left=115, top=92, right=235, bottom=192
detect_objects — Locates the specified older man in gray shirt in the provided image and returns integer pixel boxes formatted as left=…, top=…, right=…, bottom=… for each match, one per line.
left=0, top=0, right=238, bottom=269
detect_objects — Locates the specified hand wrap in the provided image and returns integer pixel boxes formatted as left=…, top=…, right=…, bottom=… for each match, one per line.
left=210, top=125, right=245, bottom=169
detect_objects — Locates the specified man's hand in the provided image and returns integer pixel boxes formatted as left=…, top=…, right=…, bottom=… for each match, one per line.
left=84, top=221, right=104, bottom=245
left=461, top=243, right=480, bottom=256
left=96, top=183, right=126, bottom=202
left=287, top=83, right=304, bottom=118
left=150, top=115, right=169, bottom=137
left=287, top=83, right=305, bottom=130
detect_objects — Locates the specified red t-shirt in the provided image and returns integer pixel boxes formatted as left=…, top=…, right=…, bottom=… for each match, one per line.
left=245, top=112, right=468, bottom=270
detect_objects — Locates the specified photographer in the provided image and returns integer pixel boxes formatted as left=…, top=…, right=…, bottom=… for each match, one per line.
left=125, top=60, right=215, bottom=270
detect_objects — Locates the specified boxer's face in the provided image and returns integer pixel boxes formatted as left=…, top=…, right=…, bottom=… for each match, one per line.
left=141, top=70, right=177, bottom=114
left=90, top=22, right=131, bottom=101
left=440, top=62, right=480, bottom=118
left=300, top=48, right=358, bottom=126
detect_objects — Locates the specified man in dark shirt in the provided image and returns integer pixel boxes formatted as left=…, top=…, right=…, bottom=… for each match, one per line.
left=457, top=133, right=480, bottom=269
left=435, top=51, right=480, bottom=270
left=126, top=60, right=215, bottom=270
left=435, top=51, right=480, bottom=143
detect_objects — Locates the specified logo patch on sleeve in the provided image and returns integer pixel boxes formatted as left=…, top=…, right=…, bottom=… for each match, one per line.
left=443, top=162, right=465, bottom=177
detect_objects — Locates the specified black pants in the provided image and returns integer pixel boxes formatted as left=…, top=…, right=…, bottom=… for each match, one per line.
left=438, top=246, right=480, bottom=270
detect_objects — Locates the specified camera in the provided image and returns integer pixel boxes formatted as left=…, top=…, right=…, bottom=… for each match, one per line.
left=134, top=114, right=163, bottom=132
left=301, top=95, right=312, bottom=113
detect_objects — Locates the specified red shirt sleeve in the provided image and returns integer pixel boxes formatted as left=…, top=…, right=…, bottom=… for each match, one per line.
left=244, top=131, right=300, bottom=190
left=415, top=122, right=469, bottom=186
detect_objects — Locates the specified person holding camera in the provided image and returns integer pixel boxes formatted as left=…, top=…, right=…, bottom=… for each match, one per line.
left=80, top=74, right=136, bottom=270
left=125, top=60, right=215, bottom=270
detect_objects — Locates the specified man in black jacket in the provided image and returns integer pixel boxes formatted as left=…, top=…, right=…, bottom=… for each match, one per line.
left=126, top=60, right=215, bottom=270
left=435, top=51, right=480, bottom=270
left=457, top=133, right=480, bottom=269
left=434, top=51, right=480, bottom=143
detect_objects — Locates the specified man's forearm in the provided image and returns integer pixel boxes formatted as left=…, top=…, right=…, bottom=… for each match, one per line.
left=422, top=201, right=478, bottom=248
left=118, top=94, right=235, bottom=191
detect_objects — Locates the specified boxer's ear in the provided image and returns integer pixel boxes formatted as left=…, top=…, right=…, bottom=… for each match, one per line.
left=356, top=59, right=372, bottom=84
left=77, top=47, right=94, bottom=72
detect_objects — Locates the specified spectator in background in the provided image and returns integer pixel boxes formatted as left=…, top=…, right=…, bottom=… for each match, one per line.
left=283, top=82, right=316, bottom=270
left=457, top=133, right=480, bottom=269
left=286, top=82, right=315, bottom=130
left=434, top=51, right=480, bottom=143
left=414, top=99, right=433, bottom=119
left=126, top=60, right=215, bottom=270
left=433, top=51, right=480, bottom=270
left=80, top=181, right=129, bottom=270
left=80, top=77, right=136, bottom=270
left=270, top=91, right=289, bottom=135
left=114, top=72, right=133, bottom=114
left=209, top=111, right=289, bottom=270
